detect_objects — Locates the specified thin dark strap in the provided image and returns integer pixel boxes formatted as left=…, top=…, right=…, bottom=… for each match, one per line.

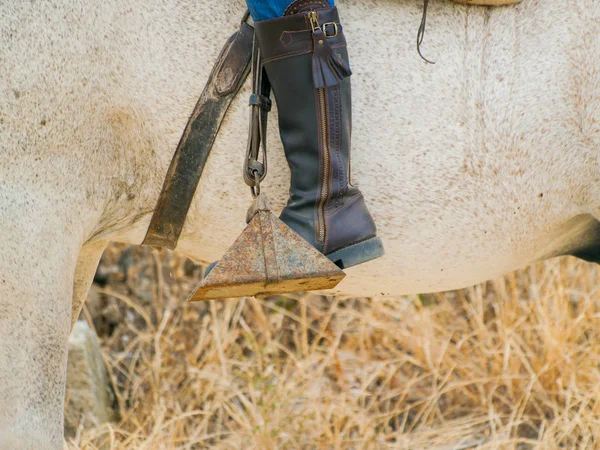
left=142, top=22, right=254, bottom=249
left=417, top=0, right=435, bottom=64
left=244, top=35, right=272, bottom=188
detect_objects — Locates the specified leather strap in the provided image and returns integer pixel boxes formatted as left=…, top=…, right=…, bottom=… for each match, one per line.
left=142, top=21, right=254, bottom=249
left=243, top=36, right=272, bottom=188
left=248, top=93, right=271, bottom=111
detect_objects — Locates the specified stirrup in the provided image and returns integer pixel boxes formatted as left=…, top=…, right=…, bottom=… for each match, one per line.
left=188, top=194, right=345, bottom=301
left=189, top=31, right=345, bottom=301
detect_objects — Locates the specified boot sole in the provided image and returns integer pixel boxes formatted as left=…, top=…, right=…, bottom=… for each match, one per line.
left=326, top=236, right=385, bottom=270
left=204, top=236, right=384, bottom=277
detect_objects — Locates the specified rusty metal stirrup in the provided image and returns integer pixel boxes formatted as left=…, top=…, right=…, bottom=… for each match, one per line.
left=188, top=194, right=345, bottom=301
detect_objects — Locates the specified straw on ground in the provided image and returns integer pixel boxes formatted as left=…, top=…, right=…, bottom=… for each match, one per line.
left=69, top=245, right=600, bottom=449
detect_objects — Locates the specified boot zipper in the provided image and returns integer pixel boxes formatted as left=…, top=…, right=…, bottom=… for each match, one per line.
left=309, top=11, right=331, bottom=246
left=317, top=87, right=330, bottom=246
left=309, top=10, right=320, bottom=32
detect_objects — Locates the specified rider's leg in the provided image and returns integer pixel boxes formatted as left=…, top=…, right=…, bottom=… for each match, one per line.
left=250, top=0, right=384, bottom=269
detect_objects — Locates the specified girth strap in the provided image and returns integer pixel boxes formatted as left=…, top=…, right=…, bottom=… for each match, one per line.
left=143, top=19, right=254, bottom=249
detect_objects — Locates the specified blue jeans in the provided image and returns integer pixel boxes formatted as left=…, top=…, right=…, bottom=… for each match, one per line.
left=246, top=0, right=335, bottom=21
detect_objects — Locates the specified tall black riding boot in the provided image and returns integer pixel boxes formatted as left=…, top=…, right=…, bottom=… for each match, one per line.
left=254, top=1, right=383, bottom=269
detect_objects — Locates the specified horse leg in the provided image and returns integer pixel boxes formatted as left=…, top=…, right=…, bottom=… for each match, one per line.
left=71, top=241, right=108, bottom=329
left=0, top=208, right=80, bottom=449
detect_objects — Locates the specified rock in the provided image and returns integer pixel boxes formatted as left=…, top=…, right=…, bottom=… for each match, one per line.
left=64, top=321, right=116, bottom=438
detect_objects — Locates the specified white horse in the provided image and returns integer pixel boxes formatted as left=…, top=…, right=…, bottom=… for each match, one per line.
left=1, top=0, right=599, bottom=446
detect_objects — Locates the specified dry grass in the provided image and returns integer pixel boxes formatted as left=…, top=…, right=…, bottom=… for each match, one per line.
left=68, top=244, right=600, bottom=449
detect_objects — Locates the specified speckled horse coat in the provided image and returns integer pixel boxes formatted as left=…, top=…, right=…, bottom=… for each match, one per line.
left=1, top=0, right=600, bottom=447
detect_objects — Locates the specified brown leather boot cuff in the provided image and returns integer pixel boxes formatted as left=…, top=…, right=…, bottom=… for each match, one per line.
left=254, top=8, right=345, bottom=64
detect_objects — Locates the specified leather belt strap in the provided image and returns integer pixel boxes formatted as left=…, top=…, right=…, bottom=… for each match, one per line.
left=143, top=20, right=254, bottom=249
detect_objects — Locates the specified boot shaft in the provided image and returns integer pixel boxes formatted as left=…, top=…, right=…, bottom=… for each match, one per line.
left=255, top=5, right=378, bottom=256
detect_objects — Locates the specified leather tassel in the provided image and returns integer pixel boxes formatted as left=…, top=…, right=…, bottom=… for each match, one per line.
left=311, top=27, right=352, bottom=89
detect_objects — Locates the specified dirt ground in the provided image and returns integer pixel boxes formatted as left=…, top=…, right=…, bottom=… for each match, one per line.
left=68, top=243, right=600, bottom=449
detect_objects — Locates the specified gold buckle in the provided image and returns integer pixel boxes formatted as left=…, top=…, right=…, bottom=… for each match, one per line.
left=322, top=22, right=339, bottom=38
